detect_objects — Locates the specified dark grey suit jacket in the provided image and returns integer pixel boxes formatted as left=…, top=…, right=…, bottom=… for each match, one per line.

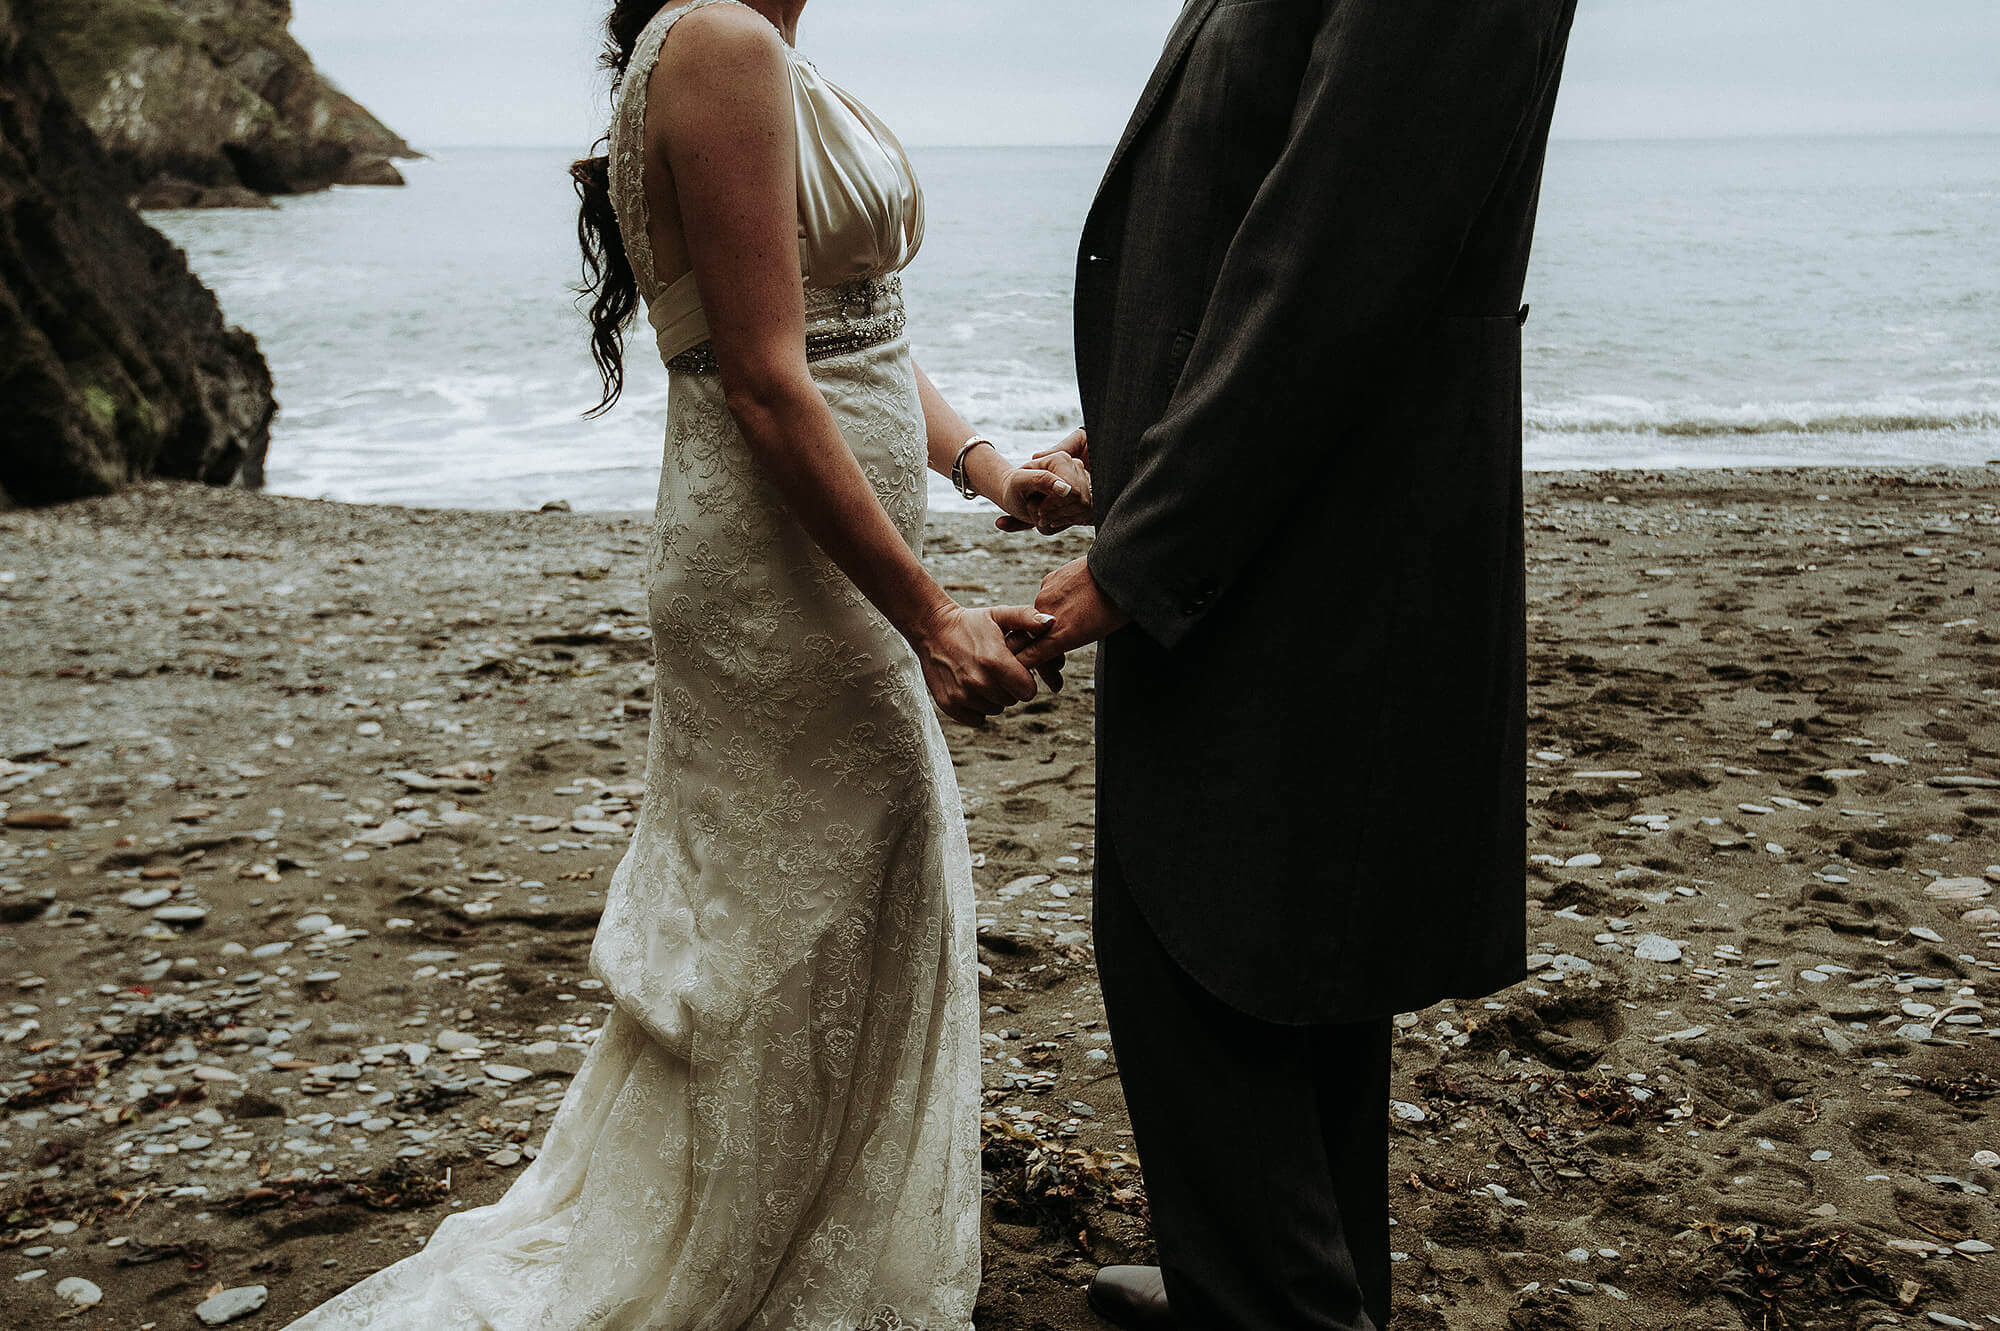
left=1077, top=0, right=1579, bottom=1023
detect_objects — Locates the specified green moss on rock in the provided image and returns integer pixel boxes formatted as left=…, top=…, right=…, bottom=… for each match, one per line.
left=79, top=381, right=120, bottom=431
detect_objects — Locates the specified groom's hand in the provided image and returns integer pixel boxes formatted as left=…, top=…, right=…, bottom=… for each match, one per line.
left=996, top=429, right=1093, bottom=535
left=1014, top=557, right=1131, bottom=676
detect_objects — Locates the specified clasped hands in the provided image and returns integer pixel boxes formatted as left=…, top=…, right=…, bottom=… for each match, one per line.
left=910, top=430, right=1130, bottom=726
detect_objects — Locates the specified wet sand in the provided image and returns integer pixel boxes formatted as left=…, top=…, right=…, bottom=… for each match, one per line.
left=2, top=468, right=1997, bottom=1330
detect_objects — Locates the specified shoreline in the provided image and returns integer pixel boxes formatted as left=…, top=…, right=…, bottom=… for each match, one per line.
left=2, top=470, right=1997, bottom=1329
left=228, top=462, right=2000, bottom=522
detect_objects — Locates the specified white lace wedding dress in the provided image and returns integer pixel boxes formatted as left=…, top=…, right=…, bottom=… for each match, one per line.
left=283, top=4, right=981, bottom=1328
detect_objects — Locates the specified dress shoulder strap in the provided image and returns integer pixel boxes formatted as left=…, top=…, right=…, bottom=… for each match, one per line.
left=608, top=1, right=773, bottom=302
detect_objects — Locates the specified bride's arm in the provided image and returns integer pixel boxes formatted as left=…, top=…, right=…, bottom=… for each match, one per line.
left=913, top=365, right=1091, bottom=533
left=653, top=8, right=1042, bottom=723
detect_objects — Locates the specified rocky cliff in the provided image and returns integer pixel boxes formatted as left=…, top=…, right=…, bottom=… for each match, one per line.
left=0, top=0, right=275, bottom=505
left=19, top=0, right=416, bottom=207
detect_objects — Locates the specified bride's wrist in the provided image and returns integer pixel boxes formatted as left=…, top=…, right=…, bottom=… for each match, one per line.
left=896, top=593, right=959, bottom=650
left=960, top=439, right=1012, bottom=506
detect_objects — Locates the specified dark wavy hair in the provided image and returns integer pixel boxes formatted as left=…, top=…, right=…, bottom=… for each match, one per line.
left=572, top=1, right=675, bottom=416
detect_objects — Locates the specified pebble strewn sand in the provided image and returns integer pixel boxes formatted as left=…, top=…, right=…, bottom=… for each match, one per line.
left=2, top=470, right=1998, bottom=1330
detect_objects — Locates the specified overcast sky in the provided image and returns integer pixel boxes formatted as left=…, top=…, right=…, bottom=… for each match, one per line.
left=293, top=0, right=2000, bottom=150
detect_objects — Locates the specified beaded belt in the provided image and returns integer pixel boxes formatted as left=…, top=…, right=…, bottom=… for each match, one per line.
left=664, top=274, right=906, bottom=375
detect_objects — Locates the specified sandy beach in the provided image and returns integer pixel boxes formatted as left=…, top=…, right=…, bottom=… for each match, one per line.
left=2, top=468, right=1998, bottom=1330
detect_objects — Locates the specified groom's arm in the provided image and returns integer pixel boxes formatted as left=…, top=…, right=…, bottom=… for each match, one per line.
left=1084, top=0, right=1573, bottom=650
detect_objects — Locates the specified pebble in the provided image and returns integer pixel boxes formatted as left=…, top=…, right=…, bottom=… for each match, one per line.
left=1390, top=1101, right=1428, bottom=1123
left=486, top=1148, right=523, bottom=1167
left=2, top=809, right=71, bottom=829
left=197, top=1284, right=269, bottom=1326
left=357, top=817, right=422, bottom=846
left=153, top=904, right=209, bottom=925
left=120, top=886, right=174, bottom=908
left=1633, top=935, right=1683, bottom=963
left=437, top=1030, right=481, bottom=1052
left=55, top=1276, right=103, bottom=1307
left=483, top=1063, right=533, bottom=1083
left=294, top=913, right=333, bottom=934
left=1925, top=877, right=1992, bottom=902
left=1563, top=853, right=1603, bottom=869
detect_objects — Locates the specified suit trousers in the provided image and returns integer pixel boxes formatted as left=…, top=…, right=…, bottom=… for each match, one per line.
left=1094, top=834, right=1393, bottom=1331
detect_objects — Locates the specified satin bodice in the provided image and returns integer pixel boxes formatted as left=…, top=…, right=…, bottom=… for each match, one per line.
left=609, top=0, right=926, bottom=365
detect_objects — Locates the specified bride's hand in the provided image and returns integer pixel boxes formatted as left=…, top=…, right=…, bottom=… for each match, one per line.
left=906, top=603, right=1051, bottom=726
left=995, top=429, right=1093, bottom=534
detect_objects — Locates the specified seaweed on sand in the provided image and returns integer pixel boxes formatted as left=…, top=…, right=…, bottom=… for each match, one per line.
left=980, top=1113, right=1145, bottom=1253
left=1695, top=1223, right=1916, bottom=1328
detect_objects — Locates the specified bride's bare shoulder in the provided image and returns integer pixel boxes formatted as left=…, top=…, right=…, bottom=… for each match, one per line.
left=656, top=3, right=789, bottom=85
left=647, top=2, right=790, bottom=143
left=646, top=4, right=793, bottom=180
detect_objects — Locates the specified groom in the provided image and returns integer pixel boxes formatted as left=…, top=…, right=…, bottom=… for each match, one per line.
left=1016, top=1, right=1579, bottom=1327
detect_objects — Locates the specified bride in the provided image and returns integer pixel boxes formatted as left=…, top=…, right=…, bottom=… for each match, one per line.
left=282, top=1, right=1093, bottom=1327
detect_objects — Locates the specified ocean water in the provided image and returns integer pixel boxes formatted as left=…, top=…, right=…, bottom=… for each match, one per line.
left=147, top=135, right=2000, bottom=513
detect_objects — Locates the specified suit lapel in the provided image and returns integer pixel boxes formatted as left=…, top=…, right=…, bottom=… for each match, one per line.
left=1091, top=0, right=1224, bottom=210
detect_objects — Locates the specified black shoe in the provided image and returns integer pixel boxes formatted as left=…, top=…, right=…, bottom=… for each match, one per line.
left=1087, top=1265, right=1175, bottom=1331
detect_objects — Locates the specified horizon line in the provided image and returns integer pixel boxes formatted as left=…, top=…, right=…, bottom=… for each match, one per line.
left=414, top=126, right=2000, bottom=153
